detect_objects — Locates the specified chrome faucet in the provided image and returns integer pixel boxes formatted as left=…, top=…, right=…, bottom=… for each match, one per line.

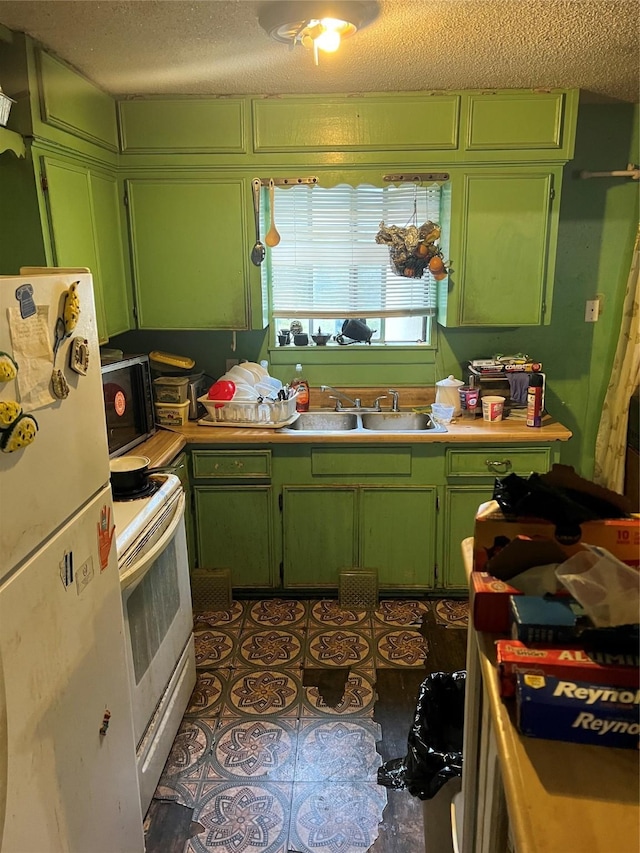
left=388, top=389, right=400, bottom=412
left=320, top=385, right=361, bottom=410
left=373, top=395, right=388, bottom=412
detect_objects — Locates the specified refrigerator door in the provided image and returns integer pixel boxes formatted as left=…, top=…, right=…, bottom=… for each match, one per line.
left=0, top=486, right=144, bottom=852
left=0, top=272, right=110, bottom=576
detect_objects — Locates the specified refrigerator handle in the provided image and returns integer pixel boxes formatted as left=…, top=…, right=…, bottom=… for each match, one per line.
left=119, top=492, right=186, bottom=593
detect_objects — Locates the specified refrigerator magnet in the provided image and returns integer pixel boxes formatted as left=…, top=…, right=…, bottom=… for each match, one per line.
left=69, top=337, right=89, bottom=375
left=15, top=284, right=36, bottom=319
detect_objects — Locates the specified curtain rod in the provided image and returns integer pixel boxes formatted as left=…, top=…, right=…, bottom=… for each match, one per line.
left=579, top=162, right=639, bottom=180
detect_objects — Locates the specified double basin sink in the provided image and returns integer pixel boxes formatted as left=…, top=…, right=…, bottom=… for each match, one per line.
left=281, top=410, right=447, bottom=434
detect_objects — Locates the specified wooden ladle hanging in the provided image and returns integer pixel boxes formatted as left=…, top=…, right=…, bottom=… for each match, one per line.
left=265, top=179, right=281, bottom=248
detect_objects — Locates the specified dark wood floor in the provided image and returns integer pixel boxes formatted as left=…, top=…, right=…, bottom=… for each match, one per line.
left=144, top=602, right=467, bottom=853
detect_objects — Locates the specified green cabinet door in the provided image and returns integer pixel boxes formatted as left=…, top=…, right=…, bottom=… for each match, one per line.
left=282, top=486, right=357, bottom=588
left=89, top=172, right=131, bottom=337
left=441, top=168, right=561, bottom=327
left=126, top=178, right=251, bottom=330
left=359, top=487, right=436, bottom=589
left=39, top=155, right=131, bottom=342
left=40, top=156, right=108, bottom=337
left=194, top=486, right=274, bottom=588
left=442, top=486, right=494, bottom=588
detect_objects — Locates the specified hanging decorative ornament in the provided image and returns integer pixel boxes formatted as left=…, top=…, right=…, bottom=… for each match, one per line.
left=375, top=186, right=449, bottom=280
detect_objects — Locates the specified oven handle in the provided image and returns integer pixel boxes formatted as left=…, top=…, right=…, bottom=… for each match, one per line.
left=119, top=491, right=186, bottom=593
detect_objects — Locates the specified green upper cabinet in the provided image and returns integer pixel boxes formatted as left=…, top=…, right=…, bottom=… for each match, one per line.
left=118, top=99, right=247, bottom=153
left=125, top=175, right=260, bottom=330
left=35, top=49, right=118, bottom=152
left=252, top=94, right=460, bottom=153
left=462, top=90, right=578, bottom=162
left=439, top=167, right=562, bottom=326
left=36, top=154, right=131, bottom=341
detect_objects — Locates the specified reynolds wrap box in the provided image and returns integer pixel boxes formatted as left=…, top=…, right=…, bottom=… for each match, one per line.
left=496, top=640, right=640, bottom=697
left=516, top=673, right=640, bottom=749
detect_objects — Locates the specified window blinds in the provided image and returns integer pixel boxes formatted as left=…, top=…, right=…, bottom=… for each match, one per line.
left=267, top=183, right=443, bottom=319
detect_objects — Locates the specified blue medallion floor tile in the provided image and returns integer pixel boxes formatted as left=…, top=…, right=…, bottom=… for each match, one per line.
left=234, top=628, right=305, bottom=670
left=308, top=599, right=371, bottom=631
left=305, top=628, right=373, bottom=670
left=374, top=628, right=429, bottom=668
left=288, top=781, right=387, bottom=853
left=187, top=780, right=293, bottom=853
left=205, top=716, right=300, bottom=782
left=194, top=626, right=238, bottom=669
left=301, top=668, right=377, bottom=719
left=294, top=718, right=383, bottom=783
left=154, top=716, right=220, bottom=808
left=373, top=599, right=430, bottom=629
left=194, top=599, right=246, bottom=630
left=221, top=667, right=303, bottom=718
left=184, top=668, right=232, bottom=719
left=245, top=598, right=307, bottom=630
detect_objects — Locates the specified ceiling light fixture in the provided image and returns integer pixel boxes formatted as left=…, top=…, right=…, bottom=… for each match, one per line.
left=259, top=1, right=378, bottom=66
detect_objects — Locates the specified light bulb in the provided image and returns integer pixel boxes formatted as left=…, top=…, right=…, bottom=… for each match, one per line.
left=315, top=26, right=341, bottom=52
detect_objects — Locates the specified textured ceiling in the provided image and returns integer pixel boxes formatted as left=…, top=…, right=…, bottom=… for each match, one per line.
left=0, top=0, right=638, bottom=102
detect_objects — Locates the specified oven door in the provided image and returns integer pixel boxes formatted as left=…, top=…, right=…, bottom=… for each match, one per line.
left=120, top=491, right=194, bottom=748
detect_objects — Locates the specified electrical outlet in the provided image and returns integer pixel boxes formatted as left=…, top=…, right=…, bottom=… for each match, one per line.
left=585, top=298, right=600, bottom=322
left=226, top=359, right=239, bottom=371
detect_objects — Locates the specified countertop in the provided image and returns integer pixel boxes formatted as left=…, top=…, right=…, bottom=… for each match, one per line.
left=164, top=414, right=572, bottom=445
left=461, top=538, right=640, bottom=853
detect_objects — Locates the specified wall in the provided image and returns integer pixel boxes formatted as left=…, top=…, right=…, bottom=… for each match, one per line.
left=111, top=103, right=639, bottom=478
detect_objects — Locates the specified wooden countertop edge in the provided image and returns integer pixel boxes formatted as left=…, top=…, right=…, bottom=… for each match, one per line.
left=163, top=416, right=572, bottom=446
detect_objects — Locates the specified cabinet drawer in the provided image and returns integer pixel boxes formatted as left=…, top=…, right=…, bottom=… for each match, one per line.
left=445, top=447, right=551, bottom=478
left=192, top=450, right=272, bottom=479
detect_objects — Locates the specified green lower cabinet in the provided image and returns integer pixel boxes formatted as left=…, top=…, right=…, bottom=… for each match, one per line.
left=282, top=486, right=358, bottom=588
left=442, top=486, right=495, bottom=588
left=282, top=484, right=436, bottom=590
left=359, top=487, right=436, bottom=588
left=194, top=485, right=275, bottom=588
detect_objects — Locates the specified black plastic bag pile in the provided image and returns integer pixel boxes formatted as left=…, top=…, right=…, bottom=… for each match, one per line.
left=492, top=464, right=633, bottom=543
left=378, top=670, right=466, bottom=801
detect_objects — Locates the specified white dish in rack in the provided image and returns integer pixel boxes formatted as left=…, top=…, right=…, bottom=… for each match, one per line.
left=197, top=412, right=300, bottom=429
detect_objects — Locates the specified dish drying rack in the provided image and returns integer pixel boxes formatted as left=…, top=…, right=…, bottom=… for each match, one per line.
left=198, top=391, right=299, bottom=426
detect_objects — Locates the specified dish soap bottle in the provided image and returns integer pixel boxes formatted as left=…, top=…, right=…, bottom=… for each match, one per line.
left=291, top=363, right=310, bottom=413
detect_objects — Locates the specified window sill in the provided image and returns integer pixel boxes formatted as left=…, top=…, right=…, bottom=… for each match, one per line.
left=269, top=344, right=436, bottom=366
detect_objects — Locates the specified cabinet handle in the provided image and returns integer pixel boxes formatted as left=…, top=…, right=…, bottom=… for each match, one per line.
left=485, top=459, right=512, bottom=473
left=235, top=461, right=244, bottom=469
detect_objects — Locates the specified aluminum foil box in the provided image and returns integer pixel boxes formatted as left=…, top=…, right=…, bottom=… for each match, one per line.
left=496, top=640, right=640, bottom=698
left=517, top=673, right=640, bottom=749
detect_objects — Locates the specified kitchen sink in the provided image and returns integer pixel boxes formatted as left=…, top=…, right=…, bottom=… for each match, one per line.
left=283, top=410, right=447, bottom=434
left=360, top=412, right=440, bottom=431
left=288, top=411, right=359, bottom=431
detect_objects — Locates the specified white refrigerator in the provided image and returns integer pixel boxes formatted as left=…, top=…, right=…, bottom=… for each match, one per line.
left=0, top=270, right=144, bottom=852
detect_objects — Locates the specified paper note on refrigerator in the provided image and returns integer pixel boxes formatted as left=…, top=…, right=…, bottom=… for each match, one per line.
left=7, top=305, right=55, bottom=408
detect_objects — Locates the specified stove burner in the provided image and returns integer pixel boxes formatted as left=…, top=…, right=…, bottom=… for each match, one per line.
left=112, top=478, right=162, bottom=502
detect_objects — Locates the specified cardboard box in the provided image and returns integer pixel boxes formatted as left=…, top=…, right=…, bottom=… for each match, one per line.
left=474, top=509, right=640, bottom=573
left=496, top=639, right=640, bottom=697
left=516, top=673, right=640, bottom=749
left=471, top=506, right=639, bottom=633
left=471, top=572, right=523, bottom=633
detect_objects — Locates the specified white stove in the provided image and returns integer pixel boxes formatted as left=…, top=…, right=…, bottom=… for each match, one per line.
left=113, top=473, right=182, bottom=571
left=112, top=470, right=196, bottom=815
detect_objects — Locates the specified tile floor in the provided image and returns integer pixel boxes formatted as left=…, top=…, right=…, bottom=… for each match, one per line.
left=152, top=598, right=465, bottom=853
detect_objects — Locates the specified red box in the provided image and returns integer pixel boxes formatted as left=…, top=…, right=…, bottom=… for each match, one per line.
left=471, top=572, right=523, bottom=633
left=496, top=639, right=640, bottom=697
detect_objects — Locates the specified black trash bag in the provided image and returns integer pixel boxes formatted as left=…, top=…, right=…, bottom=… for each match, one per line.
left=378, top=670, right=466, bottom=800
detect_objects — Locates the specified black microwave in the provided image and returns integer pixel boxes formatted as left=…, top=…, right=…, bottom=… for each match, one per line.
left=101, top=355, right=156, bottom=457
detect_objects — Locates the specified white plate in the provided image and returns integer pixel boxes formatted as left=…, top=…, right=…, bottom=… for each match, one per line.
left=197, top=412, right=300, bottom=429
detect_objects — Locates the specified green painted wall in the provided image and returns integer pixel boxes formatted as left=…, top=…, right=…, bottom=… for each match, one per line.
left=112, top=104, right=639, bottom=478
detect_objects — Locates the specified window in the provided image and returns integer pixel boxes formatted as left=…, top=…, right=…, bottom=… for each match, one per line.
left=263, top=182, right=447, bottom=346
